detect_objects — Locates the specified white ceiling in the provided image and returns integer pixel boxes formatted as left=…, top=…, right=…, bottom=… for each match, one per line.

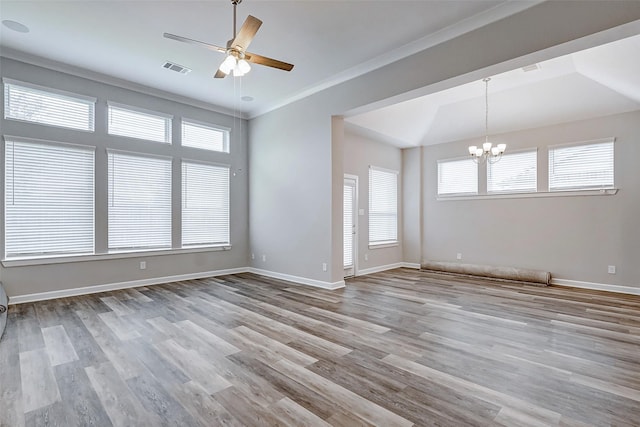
left=0, top=0, right=535, bottom=118
left=345, top=33, right=640, bottom=148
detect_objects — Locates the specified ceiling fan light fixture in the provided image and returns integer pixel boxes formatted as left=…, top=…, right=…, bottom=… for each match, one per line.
left=219, top=54, right=237, bottom=75
left=237, top=58, right=251, bottom=74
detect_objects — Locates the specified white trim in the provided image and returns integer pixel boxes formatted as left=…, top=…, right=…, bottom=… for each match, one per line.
left=2, top=245, right=231, bottom=267
left=551, top=278, right=640, bottom=296
left=8, top=267, right=248, bottom=305
left=402, top=262, right=421, bottom=270
left=357, top=262, right=406, bottom=276
left=368, top=242, right=399, bottom=250
left=437, top=188, right=618, bottom=201
left=248, top=268, right=345, bottom=290
left=3, top=135, right=96, bottom=152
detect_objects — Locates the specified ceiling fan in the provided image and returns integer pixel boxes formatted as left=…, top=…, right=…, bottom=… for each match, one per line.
left=163, top=0, right=294, bottom=78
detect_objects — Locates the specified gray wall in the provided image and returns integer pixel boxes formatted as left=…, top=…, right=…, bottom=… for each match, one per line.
left=422, top=111, right=640, bottom=288
left=402, top=147, right=422, bottom=266
left=249, top=1, right=640, bottom=285
left=343, top=130, right=403, bottom=273
left=0, top=57, right=249, bottom=297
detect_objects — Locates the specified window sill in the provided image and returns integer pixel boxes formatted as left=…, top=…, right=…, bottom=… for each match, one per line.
left=2, top=245, right=231, bottom=268
left=437, top=188, right=618, bottom=201
left=368, top=242, right=399, bottom=250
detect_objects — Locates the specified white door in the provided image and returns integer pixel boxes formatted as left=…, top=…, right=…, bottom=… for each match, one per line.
left=343, top=176, right=357, bottom=278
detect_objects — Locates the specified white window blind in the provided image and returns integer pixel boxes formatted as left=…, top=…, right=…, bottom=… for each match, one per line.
left=182, top=161, right=230, bottom=246
left=108, top=151, right=172, bottom=251
left=4, top=80, right=95, bottom=131
left=437, top=158, right=478, bottom=195
left=369, top=167, right=398, bottom=246
left=107, top=103, right=172, bottom=143
left=487, top=149, right=537, bottom=193
left=549, top=139, right=614, bottom=191
left=5, top=139, right=94, bottom=258
left=182, top=120, right=229, bottom=153
left=343, top=184, right=353, bottom=267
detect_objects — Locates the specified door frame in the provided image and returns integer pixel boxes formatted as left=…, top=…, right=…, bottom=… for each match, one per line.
left=344, top=174, right=359, bottom=278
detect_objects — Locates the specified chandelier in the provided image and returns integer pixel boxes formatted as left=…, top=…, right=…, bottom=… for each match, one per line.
left=468, top=77, right=506, bottom=164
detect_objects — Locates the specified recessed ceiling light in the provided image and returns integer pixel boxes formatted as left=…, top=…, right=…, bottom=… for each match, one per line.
left=2, top=20, right=30, bottom=33
left=241, top=96, right=254, bottom=102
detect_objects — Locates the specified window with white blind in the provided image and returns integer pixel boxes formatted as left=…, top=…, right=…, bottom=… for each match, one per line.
left=549, top=139, right=614, bottom=191
left=487, top=149, right=537, bottom=193
left=182, top=120, right=229, bottom=153
left=5, top=139, right=95, bottom=258
left=437, top=158, right=478, bottom=195
left=107, top=103, right=172, bottom=143
left=369, top=166, right=398, bottom=246
left=4, top=79, right=95, bottom=132
left=108, top=151, right=172, bottom=251
left=182, top=161, right=230, bottom=247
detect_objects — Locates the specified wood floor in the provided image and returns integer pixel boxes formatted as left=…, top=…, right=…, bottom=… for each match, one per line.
left=1, top=269, right=640, bottom=427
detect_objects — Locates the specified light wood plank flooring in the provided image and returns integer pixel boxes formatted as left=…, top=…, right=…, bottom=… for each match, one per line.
left=1, top=269, right=640, bottom=426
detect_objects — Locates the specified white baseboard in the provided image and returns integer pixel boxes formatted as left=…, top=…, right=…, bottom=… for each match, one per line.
left=402, top=262, right=421, bottom=270
left=8, top=267, right=249, bottom=305
left=248, top=268, right=345, bottom=290
left=357, top=262, right=408, bottom=276
left=551, top=278, right=640, bottom=296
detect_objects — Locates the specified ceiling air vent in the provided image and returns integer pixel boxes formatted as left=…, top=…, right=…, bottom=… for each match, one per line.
left=162, top=61, right=191, bottom=74
left=522, top=64, right=540, bottom=72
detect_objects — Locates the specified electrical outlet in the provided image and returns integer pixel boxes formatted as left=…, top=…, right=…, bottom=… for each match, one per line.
left=251, top=253, right=255, bottom=260
left=364, top=253, right=368, bottom=261
left=322, top=263, right=327, bottom=272
left=139, top=261, right=146, bottom=270
left=262, top=254, right=266, bottom=262
left=608, top=265, right=616, bottom=274
left=457, top=253, right=462, bottom=260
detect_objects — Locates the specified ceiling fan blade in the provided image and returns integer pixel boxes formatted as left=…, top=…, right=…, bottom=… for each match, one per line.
left=230, top=15, right=262, bottom=52
left=163, top=32, right=226, bottom=53
left=214, top=69, right=227, bottom=79
left=245, top=52, right=294, bottom=72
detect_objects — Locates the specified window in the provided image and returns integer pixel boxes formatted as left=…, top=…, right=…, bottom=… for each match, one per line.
left=182, top=161, right=230, bottom=246
left=4, top=79, right=95, bottom=131
left=437, top=158, right=477, bottom=195
left=107, top=103, right=172, bottom=143
left=549, top=139, right=614, bottom=191
left=5, top=139, right=94, bottom=258
left=182, top=120, right=229, bottom=153
left=108, top=151, right=172, bottom=251
left=369, top=166, right=398, bottom=246
left=487, top=149, right=537, bottom=193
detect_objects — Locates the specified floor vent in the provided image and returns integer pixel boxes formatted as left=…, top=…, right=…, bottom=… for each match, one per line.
left=162, top=61, right=191, bottom=74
